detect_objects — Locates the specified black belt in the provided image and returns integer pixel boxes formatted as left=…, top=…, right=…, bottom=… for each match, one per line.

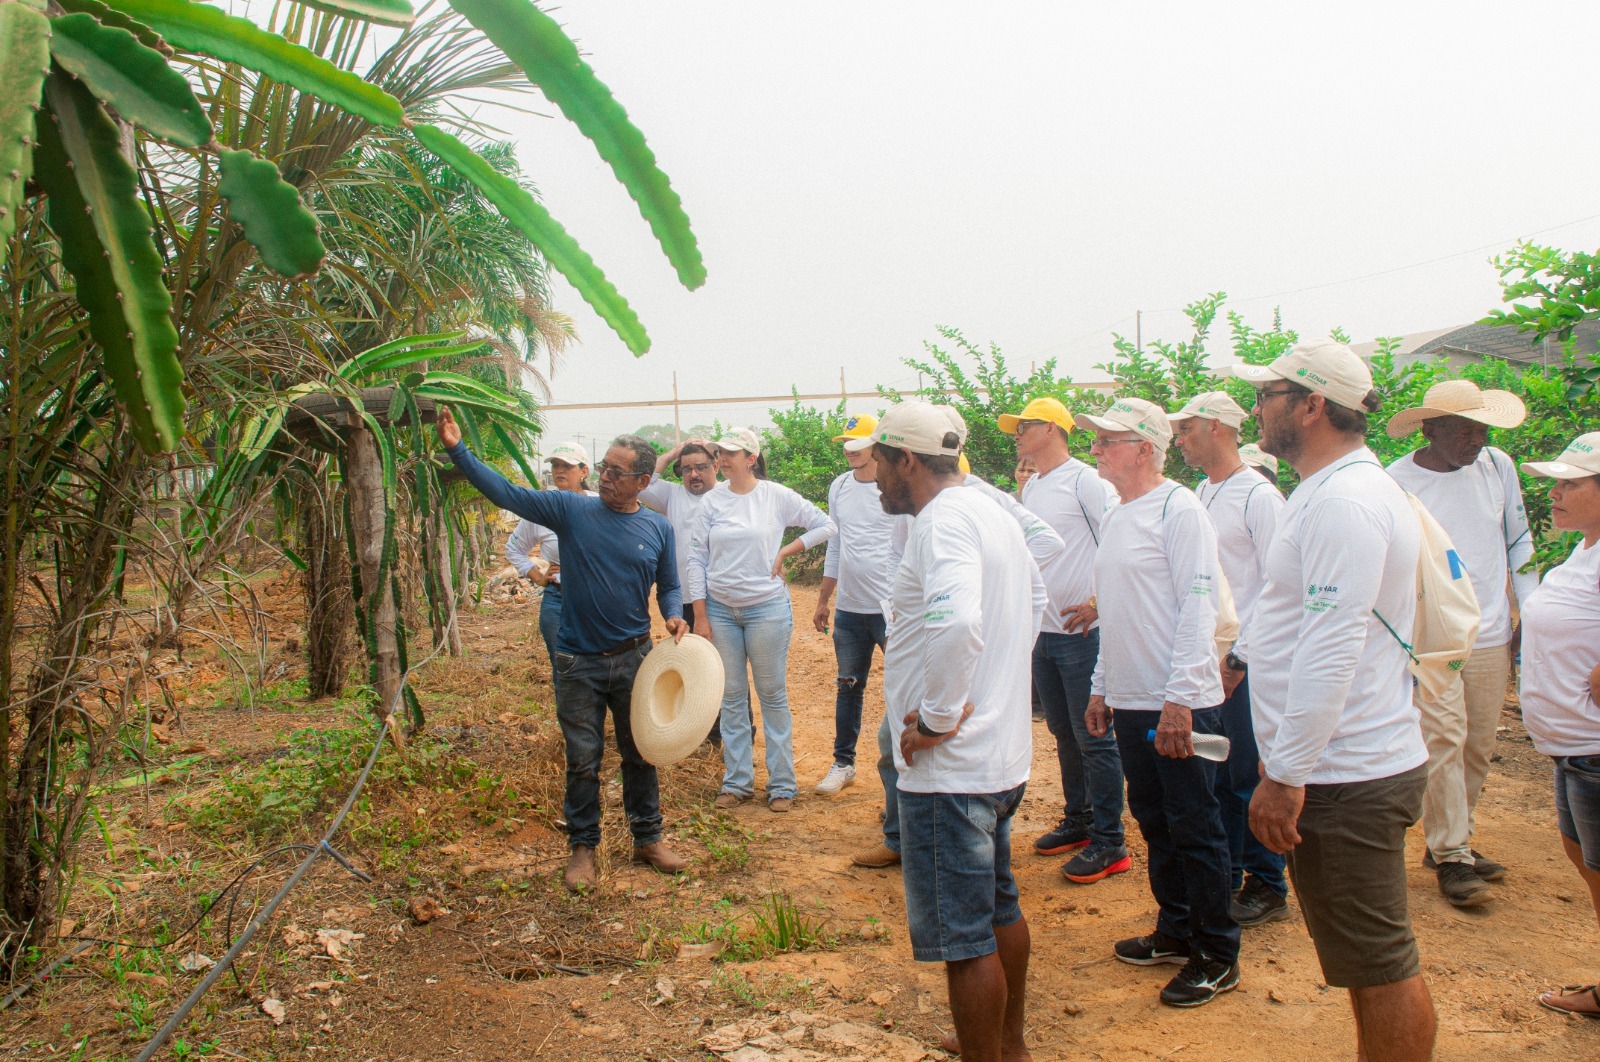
left=598, top=633, right=652, bottom=657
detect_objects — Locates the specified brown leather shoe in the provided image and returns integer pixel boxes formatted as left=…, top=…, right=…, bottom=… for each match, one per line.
left=767, top=796, right=794, bottom=813
left=713, top=792, right=748, bottom=810
left=851, top=842, right=901, bottom=869
left=563, top=845, right=597, bottom=892
left=633, top=841, right=688, bottom=874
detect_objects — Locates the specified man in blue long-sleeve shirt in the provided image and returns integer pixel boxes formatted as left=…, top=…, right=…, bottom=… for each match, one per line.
left=438, top=407, right=689, bottom=891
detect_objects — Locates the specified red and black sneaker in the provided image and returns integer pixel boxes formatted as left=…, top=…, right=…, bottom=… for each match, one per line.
left=1033, top=817, right=1092, bottom=856
left=1061, top=842, right=1132, bottom=884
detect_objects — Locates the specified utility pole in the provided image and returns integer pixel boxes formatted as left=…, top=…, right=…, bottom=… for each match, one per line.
left=672, top=371, right=681, bottom=443
left=1136, top=310, right=1143, bottom=353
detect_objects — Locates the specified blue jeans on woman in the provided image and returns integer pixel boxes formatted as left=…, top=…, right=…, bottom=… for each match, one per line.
left=538, top=583, right=562, bottom=664
left=832, top=610, right=887, bottom=766
left=706, top=594, right=797, bottom=800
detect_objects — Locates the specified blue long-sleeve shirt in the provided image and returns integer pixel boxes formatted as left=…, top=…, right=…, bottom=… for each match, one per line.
left=447, top=442, right=682, bottom=654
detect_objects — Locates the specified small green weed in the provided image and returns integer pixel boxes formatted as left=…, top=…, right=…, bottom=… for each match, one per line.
left=750, top=889, right=831, bottom=954
left=677, top=809, right=753, bottom=871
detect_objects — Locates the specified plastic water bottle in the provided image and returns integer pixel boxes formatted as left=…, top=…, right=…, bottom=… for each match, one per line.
left=1145, top=728, right=1231, bottom=762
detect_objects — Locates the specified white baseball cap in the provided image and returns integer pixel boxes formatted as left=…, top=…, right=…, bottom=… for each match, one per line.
left=1238, top=442, right=1279, bottom=476
left=713, top=428, right=762, bottom=456
left=1168, top=391, right=1249, bottom=430
left=1226, top=338, right=1378, bottom=413
left=848, top=401, right=967, bottom=456
left=1074, top=396, right=1173, bottom=450
left=1522, top=432, right=1600, bottom=480
left=544, top=441, right=589, bottom=466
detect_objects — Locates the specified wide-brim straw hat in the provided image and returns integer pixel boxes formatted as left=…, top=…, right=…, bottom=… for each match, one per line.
left=630, top=634, right=725, bottom=766
left=1385, top=380, right=1526, bottom=438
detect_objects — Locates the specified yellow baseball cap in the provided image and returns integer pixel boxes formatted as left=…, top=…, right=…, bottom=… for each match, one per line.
left=997, top=397, right=1074, bottom=436
left=831, top=413, right=879, bottom=443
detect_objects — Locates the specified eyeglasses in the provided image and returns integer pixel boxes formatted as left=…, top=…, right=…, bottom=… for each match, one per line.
left=1254, top=387, right=1304, bottom=403
left=1092, top=437, right=1145, bottom=448
left=597, top=463, right=649, bottom=480
left=1013, top=420, right=1049, bottom=436
left=679, top=462, right=715, bottom=475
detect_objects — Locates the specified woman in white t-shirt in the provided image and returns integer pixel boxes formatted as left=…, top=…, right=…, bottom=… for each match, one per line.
left=1518, top=432, right=1600, bottom=1019
left=686, top=429, right=836, bottom=812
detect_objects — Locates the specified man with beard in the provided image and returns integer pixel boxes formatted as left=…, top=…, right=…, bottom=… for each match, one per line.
left=873, top=402, right=1044, bottom=1062
left=438, top=409, right=690, bottom=892
left=1233, top=340, right=1436, bottom=1062
left=1386, top=380, right=1534, bottom=907
left=644, top=439, right=722, bottom=631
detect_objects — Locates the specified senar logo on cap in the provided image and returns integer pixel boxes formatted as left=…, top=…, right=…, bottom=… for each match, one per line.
left=1521, top=431, right=1600, bottom=480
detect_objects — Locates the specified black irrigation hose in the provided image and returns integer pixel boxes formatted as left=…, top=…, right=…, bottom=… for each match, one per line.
left=132, top=714, right=393, bottom=1062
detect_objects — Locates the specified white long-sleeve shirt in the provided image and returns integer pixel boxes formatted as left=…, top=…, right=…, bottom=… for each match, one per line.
left=889, top=475, right=1068, bottom=603
left=503, top=490, right=594, bottom=583
left=1243, top=449, right=1427, bottom=787
left=1387, top=446, right=1538, bottom=648
left=885, top=487, right=1045, bottom=794
left=1090, top=481, right=1224, bottom=711
left=823, top=472, right=900, bottom=616
left=639, top=478, right=712, bottom=595
left=1019, top=457, right=1118, bottom=632
left=686, top=481, right=836, bottom=608
left=1195, top=467, right=1285, bottom=640
left=1519, top=537, right=1600, bottom=757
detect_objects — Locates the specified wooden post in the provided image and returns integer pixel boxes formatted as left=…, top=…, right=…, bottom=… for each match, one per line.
left=673, top=371, right=681, bottom=443
left=346, top=419, right=401, bottom=722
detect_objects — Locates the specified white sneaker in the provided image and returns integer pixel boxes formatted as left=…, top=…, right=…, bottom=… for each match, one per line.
left=815, top=763, right=856, bottom=796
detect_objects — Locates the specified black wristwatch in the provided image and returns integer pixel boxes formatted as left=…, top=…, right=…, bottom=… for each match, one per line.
left=1224, top=651, right=1247, bottom=672
left=915, top=714, right=951, bottom=739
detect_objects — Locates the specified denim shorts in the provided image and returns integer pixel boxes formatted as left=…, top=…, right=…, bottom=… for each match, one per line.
left=1554, top=754, right=1600, bottom=871
left=898, top=783, right=1027, bottom=963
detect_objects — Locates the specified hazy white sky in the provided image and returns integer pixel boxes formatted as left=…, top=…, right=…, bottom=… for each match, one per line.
left=503, top=1, right=1600, bottom=455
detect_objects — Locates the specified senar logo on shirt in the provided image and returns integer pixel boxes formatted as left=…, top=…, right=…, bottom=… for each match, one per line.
left=1190, top=572, right=1215, bottom=597
left=1304, top=582, right=1340, bottom=613
left=924, top=592, right=954, bottom=625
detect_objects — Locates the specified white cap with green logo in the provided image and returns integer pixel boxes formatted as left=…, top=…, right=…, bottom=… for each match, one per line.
left=1522, top=432, right=1600, bottom=480
left=1074, top=396, right=1173, bottom=450
left=851, top=401, right=967, bottom=456
left=1168, top=390, right=1249, bottom=430
left=1226, top=338, right=1378, bottom=414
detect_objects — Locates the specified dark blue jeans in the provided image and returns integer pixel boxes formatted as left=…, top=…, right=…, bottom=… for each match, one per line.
left=1216, top=674, right=1287, bottom=896
left=552, top=642, right=662, bottom=850
left=538, top=583, right=563, bottom=665
left=1114, top=707, right=1240, bottom=964
left=1033, top=630, right=1124, bottom=847
left=832, top=610, right=887, bottom=766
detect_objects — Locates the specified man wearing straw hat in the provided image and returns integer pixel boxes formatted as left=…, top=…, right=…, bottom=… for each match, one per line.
left=872, top=401, right=1045, bottom=1061
left=1233, top=340, right=1435, bottom=1061
left=436, top=408, right=691, bottom=892
left=1386, top=379, right=1536, bottom=907
left=1170, top=392, right=1290, bottom=929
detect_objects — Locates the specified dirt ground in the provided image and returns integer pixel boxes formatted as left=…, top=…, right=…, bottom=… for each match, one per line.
left=4, top=578, right=1599, bottom=1061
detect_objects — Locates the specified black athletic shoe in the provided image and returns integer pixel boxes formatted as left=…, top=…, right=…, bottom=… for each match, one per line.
left=1160, top=953, right=1241, bottom=1007
left=1230, top=878, right=1290, bottom=926
left=1423, top=849, right=1506, bottom=882
left=1436, top=861, right=1494, bottom=907
left=1114, top=932, right=1191, bottom=967
left=1033, top=817, right=1091, bottom=856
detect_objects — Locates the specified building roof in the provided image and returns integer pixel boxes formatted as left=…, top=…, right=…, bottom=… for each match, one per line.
left=1407, top=321, right=1599, bottom=367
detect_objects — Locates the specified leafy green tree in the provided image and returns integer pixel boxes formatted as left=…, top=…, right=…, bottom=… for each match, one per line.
left=1483, top=242, right=1600, bottom=398
left=884, top=326, right=1106, bottom=489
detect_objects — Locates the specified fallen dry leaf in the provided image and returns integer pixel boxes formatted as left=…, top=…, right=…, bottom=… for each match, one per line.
left=408, top=896, right=446, bottom=925
left=177, top=952, right=214, bottom=974
left=315, top=928, right=364, bottom=961
left=676, top=941, right=722, bottom=961
left=261, top=997, right=287, bottom=1024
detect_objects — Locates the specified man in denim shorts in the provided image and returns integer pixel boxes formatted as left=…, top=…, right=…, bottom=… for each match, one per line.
left=870, top=402, right=1045, bottom=1062
left=1233, top=341, right=1436, bottom=1061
